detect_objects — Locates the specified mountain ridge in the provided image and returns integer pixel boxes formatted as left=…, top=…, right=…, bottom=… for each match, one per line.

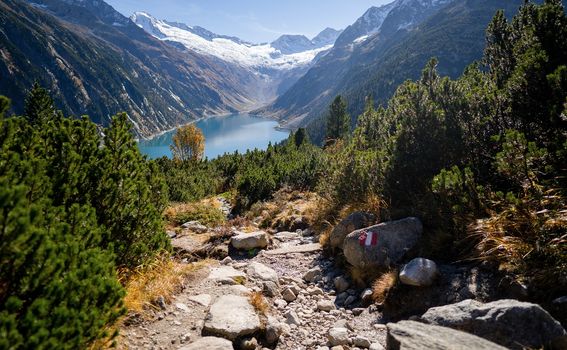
left=0, top=0, right=259, bottom=137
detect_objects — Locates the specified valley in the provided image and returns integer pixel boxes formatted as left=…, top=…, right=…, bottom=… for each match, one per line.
left=0, top=1, right=566, bottom=350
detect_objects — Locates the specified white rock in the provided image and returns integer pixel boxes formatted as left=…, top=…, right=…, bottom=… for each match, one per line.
left=369, top=343, right=385, bottom=350
left=202, top=295, right=261, bottom=340
left=207, top=266, right=246, bottom=285
left=178, top=336, right=234, bottom=350
left=175, top=302, right=189, bottom=312
left=399, top=258, right=439, bottom=287
left=328, top=327, right=349, bottom=346
left=188, top=294, right=212, bottom=307
left=247, top=262, right=279, bottom=285
left=318, top=300, right=336, bottom=312
left=231, top=231, right=268, bottom=250
left=181, top=221, right=208, bottom=233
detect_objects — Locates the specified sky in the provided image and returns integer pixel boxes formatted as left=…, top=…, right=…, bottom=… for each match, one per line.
left=105, top=0, right=392, bottom=43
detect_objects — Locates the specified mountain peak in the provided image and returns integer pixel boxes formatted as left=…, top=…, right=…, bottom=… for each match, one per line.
left=312, top=27, right=343, bottom=46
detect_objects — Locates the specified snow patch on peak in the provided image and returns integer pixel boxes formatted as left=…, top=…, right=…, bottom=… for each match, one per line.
left=131, top=12, right=337, bottom=71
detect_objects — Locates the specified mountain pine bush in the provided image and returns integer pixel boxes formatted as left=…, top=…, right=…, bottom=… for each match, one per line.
left=0, top=85, right=169, bottom=347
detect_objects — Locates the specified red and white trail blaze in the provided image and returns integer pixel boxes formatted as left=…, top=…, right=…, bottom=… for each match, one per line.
left=358, top=230, right=378, bottom=247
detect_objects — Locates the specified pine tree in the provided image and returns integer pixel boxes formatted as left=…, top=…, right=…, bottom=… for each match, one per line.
left=23, top=82, right=55, bottom=125
left=294, top=128, right=308, bottom=147
left=325, top=95, right=350, bottom=147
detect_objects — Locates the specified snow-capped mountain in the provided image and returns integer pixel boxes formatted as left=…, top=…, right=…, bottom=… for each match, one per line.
left=258, top=0, right=460, bottom=128
left=131, top=12, right=340, bottom=71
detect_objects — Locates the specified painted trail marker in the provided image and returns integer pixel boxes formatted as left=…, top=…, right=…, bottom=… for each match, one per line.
left=359, top=230, right=378, bottom=247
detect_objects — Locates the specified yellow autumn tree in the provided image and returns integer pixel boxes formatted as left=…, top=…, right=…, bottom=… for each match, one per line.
left=170, top=124, right=205, bottom=161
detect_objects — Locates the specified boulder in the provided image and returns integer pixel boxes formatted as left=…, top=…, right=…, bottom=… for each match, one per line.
left=343, top=217, right=423, bottom=269
left=231, top=231, right=268, bottom=250
left=202, top=295, right=261, bottom=340
left=386, top=320, right=507, bottom=350
left=330, top=212, right=377, bottom=249
left=179, top=336, right=234, bottom=350
left=420, top=299, right=567, bottom=349
left=246, top=262, right=279, bottom=285
left=181, top=221, right=208, bottom=233
left=399, top=258, right=439, bottom=287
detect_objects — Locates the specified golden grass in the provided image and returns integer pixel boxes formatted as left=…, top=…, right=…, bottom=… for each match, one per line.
left=249, top=291, right=269, bottom=316
left=122, top=255, right=213, bottom=314
left=164, top=201, right=226, bottom=228
left=246, top=188, right=321, bottom=230
left=372, top=269, right=398, bottom=304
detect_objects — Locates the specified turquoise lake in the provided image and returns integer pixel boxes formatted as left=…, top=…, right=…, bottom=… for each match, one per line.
left=138, top=114, right=290, bottom=159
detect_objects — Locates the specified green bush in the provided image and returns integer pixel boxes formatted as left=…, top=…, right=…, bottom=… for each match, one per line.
left=0, top=85, right=170, bottom=347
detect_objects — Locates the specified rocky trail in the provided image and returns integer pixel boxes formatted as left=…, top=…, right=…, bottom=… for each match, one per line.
left=119, top=225, right=388, bottom=350
left=118, top=198, right=567, bottom=350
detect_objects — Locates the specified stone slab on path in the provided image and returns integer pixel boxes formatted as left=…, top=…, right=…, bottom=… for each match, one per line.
left=264, top=243, right=322, bottom=255
left=202, top=294, right=261, bottom=340
left=179, top=336, right=234, bottom=350
left=386, top=320, right=507, bottom=350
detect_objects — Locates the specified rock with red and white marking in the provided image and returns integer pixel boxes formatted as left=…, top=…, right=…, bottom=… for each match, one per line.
left=343, top=217, right=423, bottom=269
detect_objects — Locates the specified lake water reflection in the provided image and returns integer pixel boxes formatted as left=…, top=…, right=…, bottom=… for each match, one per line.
left=138, top=114, right=290, bottom=159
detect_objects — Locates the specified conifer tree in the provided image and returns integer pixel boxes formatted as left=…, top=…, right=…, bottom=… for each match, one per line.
left=325, top=95, right=350, bottom=146
left=23, top=82, right=55, bottom=125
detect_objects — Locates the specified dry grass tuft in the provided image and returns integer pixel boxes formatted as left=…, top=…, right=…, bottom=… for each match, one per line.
left=246, top=188, right=321, bottom=230
left=372, top=269, right=398, bottom=304
left=164, top=201, right=226, bottom=228
left=122, top=255, right=213, bottom=314
left=249, top=291, right=269, bottom=316
left=470, top=188, right=567, bottom=298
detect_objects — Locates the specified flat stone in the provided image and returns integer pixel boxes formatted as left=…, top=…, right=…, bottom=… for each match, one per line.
left=179, top=336, right=234, bottom=350
left=203, top=295, right=261, bottom=340
left=247, top=262, right=279, bottom=285
left=265, top=243, right=322, bottom=255
left=175, top=303, right=189, bottom=312
left=386, top=320, right=507, bottom=350
left=188, top=294, right=212, bottom=307
left=207, top=266, right=246, bottom=285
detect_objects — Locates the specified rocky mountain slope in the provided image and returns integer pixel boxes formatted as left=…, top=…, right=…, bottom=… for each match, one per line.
left=258, top=0, right=523, bottom=138
left=0, top=0, right=258, bottom=138
left=130, top=12, right=343, bottom=104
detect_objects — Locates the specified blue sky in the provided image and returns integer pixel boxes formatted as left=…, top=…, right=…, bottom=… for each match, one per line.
left=106, top=0, right=391, bottom=43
